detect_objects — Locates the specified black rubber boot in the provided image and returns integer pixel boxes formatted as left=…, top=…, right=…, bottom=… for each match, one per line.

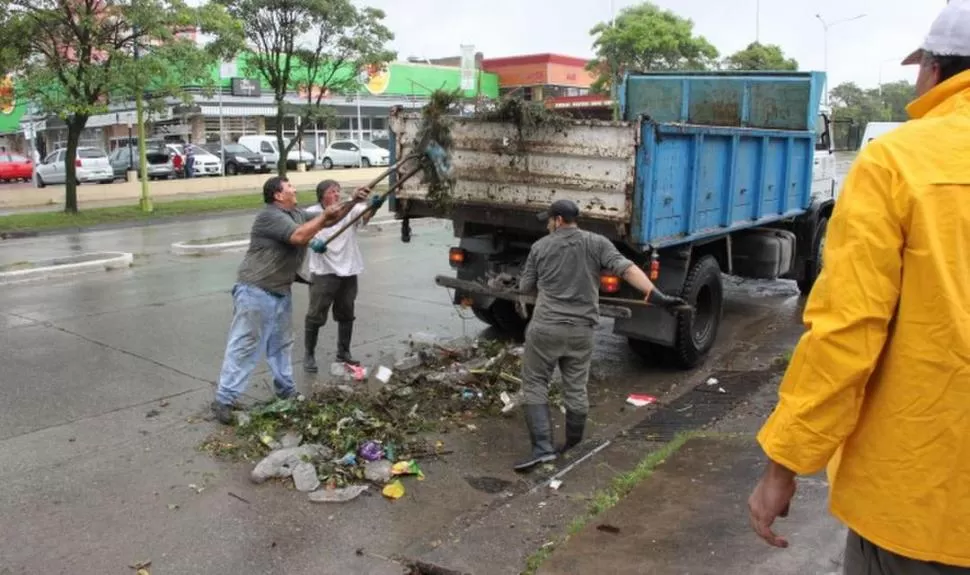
left=304, top=325, right=320, bottom=373
left=513, top=404, right=558, bottom=472
left=336, top=322, right=360, bottom=366
left=210, top=401, right=234, bottom=425
left=560, top=411, right=587, bottom=453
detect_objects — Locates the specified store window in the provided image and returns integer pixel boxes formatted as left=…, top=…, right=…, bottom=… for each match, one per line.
left=204, top=117, right=260, bottom=143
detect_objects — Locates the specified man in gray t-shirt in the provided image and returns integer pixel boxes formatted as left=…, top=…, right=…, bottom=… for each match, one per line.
left=211, top=176, right=367, bottom=425
left=513, top=199, right=687, bottom=471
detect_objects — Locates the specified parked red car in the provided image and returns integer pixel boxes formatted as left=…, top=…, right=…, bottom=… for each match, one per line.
left=0, top=153, right=34, bottom=182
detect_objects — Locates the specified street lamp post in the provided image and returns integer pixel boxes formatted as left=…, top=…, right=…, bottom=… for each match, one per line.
left=356, top=70, right=368, bottom=168
left=756, top=0, right=760, bottom=43
left=878, top=56, right=905, bottom=96
left=816, top=13, right=867, bottom=106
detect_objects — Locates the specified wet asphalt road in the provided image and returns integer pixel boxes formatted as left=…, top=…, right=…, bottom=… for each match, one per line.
left=0, top=213, right=806, bottom=574
left=0, top=153, right=857, bottom=574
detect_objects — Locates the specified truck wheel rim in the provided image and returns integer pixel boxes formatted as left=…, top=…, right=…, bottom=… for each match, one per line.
left=691, top=284, right=715, bottom=346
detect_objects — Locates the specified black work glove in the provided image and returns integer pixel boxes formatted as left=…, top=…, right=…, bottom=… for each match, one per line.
left=647, top=288, right=689, bottom=309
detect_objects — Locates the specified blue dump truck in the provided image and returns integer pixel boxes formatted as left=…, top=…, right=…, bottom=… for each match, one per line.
left=388, top=71, right=839, bottom=369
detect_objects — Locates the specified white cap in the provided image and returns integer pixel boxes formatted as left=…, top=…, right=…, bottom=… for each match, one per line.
left=903, top=0, right=970, bottom=65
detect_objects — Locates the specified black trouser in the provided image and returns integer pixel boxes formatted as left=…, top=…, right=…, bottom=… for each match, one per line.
left=305, top=274, right=358, bottom=358
left=844, top=531, right=970, bottom=575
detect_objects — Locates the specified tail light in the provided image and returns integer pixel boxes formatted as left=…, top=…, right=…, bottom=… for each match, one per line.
left=448, top=247, right=466, bottom=268
left=75, top=158, right=82, bottom=167
left=649, top=255, right=660, bottom=281
left=600, top=274, right=621, bottom=294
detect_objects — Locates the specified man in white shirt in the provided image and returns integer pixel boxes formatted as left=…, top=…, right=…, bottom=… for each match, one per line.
left=302, top=179, right=381, bottom=372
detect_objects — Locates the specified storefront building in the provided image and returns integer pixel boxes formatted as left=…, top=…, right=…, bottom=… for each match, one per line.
left=481, top=53, right=596, bottom=102
left=0, top=74, right=28, bottom=154
left=15, top=58, right=499, bottom=159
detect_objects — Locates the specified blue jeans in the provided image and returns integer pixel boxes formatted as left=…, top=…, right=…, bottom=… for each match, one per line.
left=215, top=283, right=295, bottom=405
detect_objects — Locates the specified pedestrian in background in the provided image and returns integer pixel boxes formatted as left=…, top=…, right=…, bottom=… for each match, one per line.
left=302, top=179, right=384, bottom=372
left=211, top=176, right=367, bottom=425
left=513, top=199, right=686, bottom=471
left=748, top=2, right=970, bottom=572
left=185, top=143, right=196, bottom=179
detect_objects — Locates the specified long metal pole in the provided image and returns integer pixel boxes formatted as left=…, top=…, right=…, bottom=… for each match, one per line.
left=218, top=79, right=225, bottom=173
left=356, top=88, right=363, bottom=167
left=756, top=0, right=760, bottom=42
left=823, top=26, right=829, bottom=106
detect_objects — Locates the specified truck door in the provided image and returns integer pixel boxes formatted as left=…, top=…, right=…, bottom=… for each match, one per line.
left=812, top=113, right=837, bottom=202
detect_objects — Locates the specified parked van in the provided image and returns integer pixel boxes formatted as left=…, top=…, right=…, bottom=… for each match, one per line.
left=859, top=122, right=904, bottom=150
left=237, top=135, right=316, bottom=170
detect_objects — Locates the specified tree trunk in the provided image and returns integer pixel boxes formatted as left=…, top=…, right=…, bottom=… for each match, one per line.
left=63, top=116, right=87, bottom=214
left=275, top=102, right=287, bottom=177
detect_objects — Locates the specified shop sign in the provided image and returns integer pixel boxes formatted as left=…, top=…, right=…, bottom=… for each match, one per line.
left=154, top=124, right=191, bottom=136
left=231, top=78, right=261, bottom=97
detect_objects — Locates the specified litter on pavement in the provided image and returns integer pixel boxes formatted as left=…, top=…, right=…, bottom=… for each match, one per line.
left=626, top=394, right=658, bottom=407
left=200, top=334, right=531, bottom=503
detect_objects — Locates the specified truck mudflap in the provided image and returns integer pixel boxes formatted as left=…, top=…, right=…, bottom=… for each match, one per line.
left=434, top=276, right=634, bottom=320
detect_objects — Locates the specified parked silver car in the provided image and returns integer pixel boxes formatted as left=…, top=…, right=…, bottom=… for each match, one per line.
left=34, top=147, right=114, bottom=188
left=108, top=145, right=176, bottom=180
left=321, top=140, right=390, bottom=169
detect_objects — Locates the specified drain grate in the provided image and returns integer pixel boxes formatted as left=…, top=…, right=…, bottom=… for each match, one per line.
left=626, top=367, right=782, bottom=441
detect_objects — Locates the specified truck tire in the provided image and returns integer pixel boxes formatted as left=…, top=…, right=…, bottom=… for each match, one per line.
left=797, top=217, right=828, bottom=295
left=492, top=300, right=528, bottom=341
left=471, top=306, right=498, bottom=328
left=673, top=256, right=723, bottom=369
left=627, top=338, right=675, bottom=364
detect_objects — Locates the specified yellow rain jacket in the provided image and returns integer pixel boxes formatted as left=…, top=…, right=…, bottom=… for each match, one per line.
left=758, top=70, right=970, bottom=566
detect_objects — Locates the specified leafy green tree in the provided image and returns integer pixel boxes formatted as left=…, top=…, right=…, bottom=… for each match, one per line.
left=215, top=0, right=395, bottom=176
left=878, top=80, right=917, bottom=121
left=724, top=42, right=798, bottom=71
left=2, top=0, right=240, bottom=213
left=828, top=80, right=917, bottom=148
left=587, top=2, right=719, bottom=94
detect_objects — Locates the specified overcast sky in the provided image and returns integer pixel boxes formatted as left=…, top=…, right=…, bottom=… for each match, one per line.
left=357, top=0, right=947, bottom=89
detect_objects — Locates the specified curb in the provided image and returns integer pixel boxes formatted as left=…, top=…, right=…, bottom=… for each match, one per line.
left=171, top=239, right=250, bottom=256
left=169, top=216, right=438, bottom=256
left=0, top=251, right=134, bottom=285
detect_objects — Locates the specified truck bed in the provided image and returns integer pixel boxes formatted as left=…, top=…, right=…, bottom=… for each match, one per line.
left=388, top=112, right=638, bottom=224
left=389, top=71, right=824, bottom=250
left=390, top=113, right=814, bottom=249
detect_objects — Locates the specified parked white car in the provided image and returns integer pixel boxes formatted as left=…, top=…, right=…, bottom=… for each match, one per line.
left=34, top=147, right=114, bottom=188
left=321, top=140, right=390, bottom=169
left=166, top=144, right=223, bottom=177
left=237, top=135, right=316, bottom=170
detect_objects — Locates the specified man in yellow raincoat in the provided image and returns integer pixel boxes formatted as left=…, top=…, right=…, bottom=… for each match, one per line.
left=748, top=1, right=970, bottom=572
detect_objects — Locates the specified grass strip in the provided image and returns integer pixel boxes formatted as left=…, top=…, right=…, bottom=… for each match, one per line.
left=0, top=190, right=322, bottom=233
left=522, top=432, right=696, bottom=575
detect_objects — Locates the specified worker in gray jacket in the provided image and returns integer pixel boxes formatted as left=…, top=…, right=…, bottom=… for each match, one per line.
left=211, top=176, right=368, bottom=425
left=514, top=199, right=687, bottom=471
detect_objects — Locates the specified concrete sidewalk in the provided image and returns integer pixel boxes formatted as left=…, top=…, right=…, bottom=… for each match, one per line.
left=536, top=435, right=846, bottom=575
left=0, top=167, right=385, bottom=214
